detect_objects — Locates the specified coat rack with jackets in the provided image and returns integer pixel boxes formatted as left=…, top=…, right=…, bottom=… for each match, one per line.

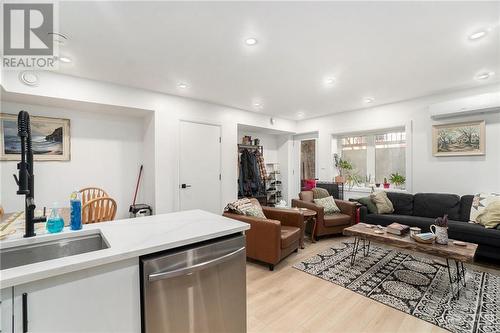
left=238, top=144, right=268, bottom=205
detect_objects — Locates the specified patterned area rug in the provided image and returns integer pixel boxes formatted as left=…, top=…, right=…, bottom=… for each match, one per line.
left=293, top=242, right=500, bottom=333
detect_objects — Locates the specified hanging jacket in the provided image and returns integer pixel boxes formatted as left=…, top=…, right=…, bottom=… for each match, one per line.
left=255, top=150, right=267, bottom=181
left=238, top=149, right=264, bottom=196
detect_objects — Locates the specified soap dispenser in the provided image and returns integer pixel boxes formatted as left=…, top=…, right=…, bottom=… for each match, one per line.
left=70, top=191, right=82, bottom=230
left=46, top=203, right=64, bottom=233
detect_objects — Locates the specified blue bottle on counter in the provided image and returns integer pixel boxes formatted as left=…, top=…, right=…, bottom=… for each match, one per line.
left=46, top=204, right=64, bottom=233
left=70, top=191, right=82, bottom=230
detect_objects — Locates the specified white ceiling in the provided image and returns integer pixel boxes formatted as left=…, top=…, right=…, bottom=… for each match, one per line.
left=55, top=1, right=500, bottom=119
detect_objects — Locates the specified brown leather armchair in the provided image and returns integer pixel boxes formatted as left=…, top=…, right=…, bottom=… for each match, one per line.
left=291, top=191, right=357, bottom=240
left=223, top=199, right=303, bottom=271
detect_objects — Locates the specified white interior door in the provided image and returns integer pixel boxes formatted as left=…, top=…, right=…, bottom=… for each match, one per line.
left=179, top=121, right=221, bottom=214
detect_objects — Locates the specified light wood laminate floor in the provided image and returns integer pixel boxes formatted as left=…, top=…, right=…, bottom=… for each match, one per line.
left=246, top=235, right=498, bottom=333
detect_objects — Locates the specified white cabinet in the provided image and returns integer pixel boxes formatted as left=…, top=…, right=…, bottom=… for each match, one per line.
left=12, top=258, right=140, bottom=333
left=1, top=287, right=14, bottom=333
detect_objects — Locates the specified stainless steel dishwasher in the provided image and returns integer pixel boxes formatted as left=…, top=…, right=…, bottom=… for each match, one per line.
left=140, top=234, right=246, bottom=333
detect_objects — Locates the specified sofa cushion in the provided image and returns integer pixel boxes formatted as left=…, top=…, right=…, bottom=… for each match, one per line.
left=366, top=214, right=436, bottom=231
left=245, top=205, right=266, bottom=218
left=314, top=196, right=341, bottom=215
left=370, top=191, right=394, bottom=214
left=280, top=226, right=301, bottom=249
left=413, top=193, right=460, bottom=220
left=460, top=195, right=474, bottom=222
left=312, top=187, right=330, bottom=199
left=476, top=201, right=500, bottom=229
left=448, top=220, right=500, bottom=248
left=469, top=193, right=500, bottom=222
left=324, top=213, right=351, bottom=227
left=387, top=192, right=414, bottom=216
left=357, top=196, right=378, bottom=214
left=299, top=191, right=314, bottom=203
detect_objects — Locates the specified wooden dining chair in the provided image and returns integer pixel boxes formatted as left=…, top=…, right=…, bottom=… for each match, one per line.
left=82, top=197, right=117, bottom=224
left=79, top=187, right=108, bottom=206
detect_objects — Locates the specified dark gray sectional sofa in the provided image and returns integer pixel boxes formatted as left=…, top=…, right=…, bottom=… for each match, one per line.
left=357, top=192, right=500, bottom=262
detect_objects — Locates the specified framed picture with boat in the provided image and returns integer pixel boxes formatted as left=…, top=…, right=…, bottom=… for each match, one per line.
left=432, top=120, right=485, bottom=157
left=0, top=113, right=71, bottom=161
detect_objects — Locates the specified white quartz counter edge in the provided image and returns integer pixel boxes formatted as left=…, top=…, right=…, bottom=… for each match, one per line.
left=0, top=210, right=249, bottom=288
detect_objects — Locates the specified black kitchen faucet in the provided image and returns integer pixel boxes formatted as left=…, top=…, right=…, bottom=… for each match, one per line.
left=13, top=111, right=46, bottom=237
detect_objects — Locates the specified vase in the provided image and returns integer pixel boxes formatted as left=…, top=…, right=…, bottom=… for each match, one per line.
left=335, top=175, right=345, bottom=183
left=430, top=225, right=448, bottom=245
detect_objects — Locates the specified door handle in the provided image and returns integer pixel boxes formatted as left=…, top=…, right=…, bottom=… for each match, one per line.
left=22, top=293, right=28, bottom=333
left=180, top=184, right=192, bottom=189
left=148, top=247, right=245, bottom=281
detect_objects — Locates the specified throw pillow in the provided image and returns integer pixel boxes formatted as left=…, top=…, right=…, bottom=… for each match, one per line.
left=224, top=198, right=254, bottom=215
left=312, top=187, right=330, bottom=199
left=469, top=193, right=500, bottom=223
left=314, top=196, right=341, bottom=215
left=476, top=201, right=500, bottom=229
left=244, top=205, right=266, bottom=219
left=370, top=191, right=394, bottom=214
left=357, top=196, right=378, bottom=214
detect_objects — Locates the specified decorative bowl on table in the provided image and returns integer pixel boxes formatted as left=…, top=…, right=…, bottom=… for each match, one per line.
left=410, top=227, right=422, bottom=239
left=413, top=232, right=436, bottom=244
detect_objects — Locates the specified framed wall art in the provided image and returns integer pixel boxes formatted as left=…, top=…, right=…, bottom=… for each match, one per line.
left=1, top=113, right=71, bottom=161
left=432, top=120, right=485, bottom=157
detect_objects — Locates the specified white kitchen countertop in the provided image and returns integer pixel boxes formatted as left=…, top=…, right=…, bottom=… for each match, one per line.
left=0, top=210, right=249, bottom=288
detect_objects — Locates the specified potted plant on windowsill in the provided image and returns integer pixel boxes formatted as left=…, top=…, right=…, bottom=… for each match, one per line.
left=346, top=172, right=363, bottom=190
left=383, top=177, right=390, bottom=189
left=389, top=172, right=406, bottom=189
left=333, top=154, right=352, bottom=184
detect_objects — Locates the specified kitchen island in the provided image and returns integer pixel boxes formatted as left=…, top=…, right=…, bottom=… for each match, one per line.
left=0, top=210, right=249, bottom=333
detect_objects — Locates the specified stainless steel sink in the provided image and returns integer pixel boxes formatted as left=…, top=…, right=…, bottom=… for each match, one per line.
left=0, top=233, right=109, bottom=270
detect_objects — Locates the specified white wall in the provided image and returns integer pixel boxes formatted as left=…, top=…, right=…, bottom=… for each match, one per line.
left=1, top=71, right=297, bottom=214
left=237, top=131, right=280, bottom=163
left=1, top=101, right=146, bottom=218
left=277, top=136, right=294, bottom=204
left=296, top=83, right=500, bottom=196
left=141, top=113, right=156, bottom=211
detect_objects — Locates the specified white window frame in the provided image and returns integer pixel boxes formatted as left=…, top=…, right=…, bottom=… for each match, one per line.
left=330, top=121, right=413, bottom=193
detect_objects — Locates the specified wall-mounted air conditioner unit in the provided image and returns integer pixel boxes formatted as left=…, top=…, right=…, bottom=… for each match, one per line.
left=429, top=91, right=500, bottom=119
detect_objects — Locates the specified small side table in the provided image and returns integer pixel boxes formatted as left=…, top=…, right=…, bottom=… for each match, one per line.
left=295, top=208, right=317, bottom=248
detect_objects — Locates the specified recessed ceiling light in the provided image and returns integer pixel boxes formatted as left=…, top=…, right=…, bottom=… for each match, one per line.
left=177, top=82, right=189, bottom=89
left=364, top=97, right=375, bottom=103
left=297, top=112, right=305, bottom=118
left=58, top=56, right=72, bottom=63
left=253, top=102, right=262, bottom=108
left=475, top=71, right=495, bottom=80
left=19, top=71, right=39, bottom=86
left=325, top=77, right=336, bottom=85
left=245, top=38, right=258, bottom=46
left=469, top=30, right=487, bottom=40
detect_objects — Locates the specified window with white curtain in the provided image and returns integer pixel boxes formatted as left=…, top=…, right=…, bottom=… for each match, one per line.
left=338, top=129, right=406, bottom=185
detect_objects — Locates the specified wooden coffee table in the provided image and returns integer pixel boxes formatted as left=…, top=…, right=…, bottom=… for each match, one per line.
left=343, top=223, right=478, bottom=299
